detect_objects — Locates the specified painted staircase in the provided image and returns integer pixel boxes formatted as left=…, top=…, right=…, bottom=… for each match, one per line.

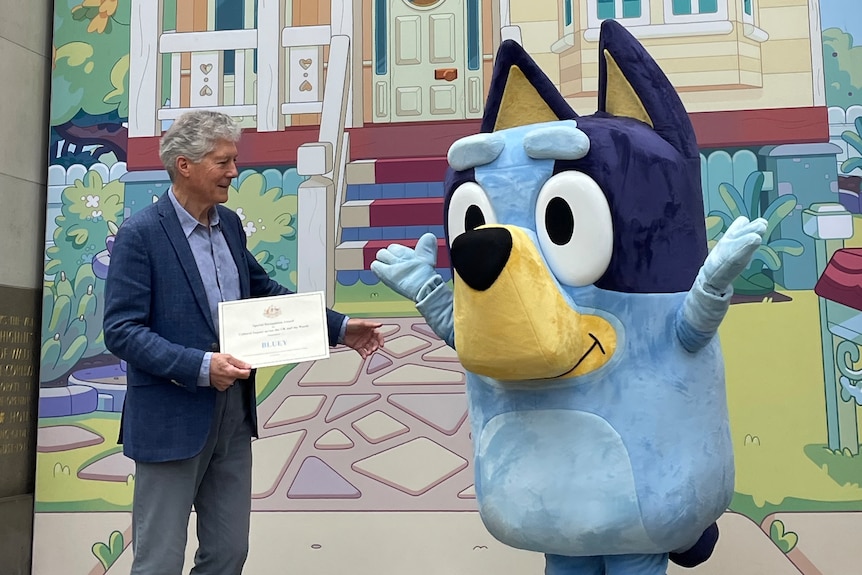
left=335, top=157, right=453, bottom=286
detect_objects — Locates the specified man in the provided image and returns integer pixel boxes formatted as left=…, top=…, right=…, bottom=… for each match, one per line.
left=104, top=110, right=384, bottom=575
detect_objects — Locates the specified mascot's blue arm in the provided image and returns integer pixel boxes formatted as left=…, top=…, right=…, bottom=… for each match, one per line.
left=415, top=277, right=457, bottom=349
left=675, top=273, right=733, bottom=353
left=675, top=215, right=767, bottom=353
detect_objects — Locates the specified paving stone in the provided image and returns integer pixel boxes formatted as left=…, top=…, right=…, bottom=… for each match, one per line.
left=373, top=364, right=465, bottom=385
left=298, top=350, right=364, bottom=386
left=365, top=352, right=393, bottom=374
left=324, top=393, right=381, bottom=423
left=411, top=322, right=441, bottom=340
left=422, top=345, right=459, bottom=362
left=251, top=430, right=306, bottom=498
left=458, top=485, right=476, bottom=499
left=351, top=411, right=409, bottom=444
left=388, top=393, right=468, bottom=435
left=264, top=395, right=326, bottom=428
left=383, top=335, right=432, bottom=359
left=38, top=425, right=104, bottom=453
left=287, top=456, right=361, bottom=499
left=77, top=452, right=135, bottom=482
left=315, top=429, right=354, bottom=450
left=352, top=437, right=468, bottom=496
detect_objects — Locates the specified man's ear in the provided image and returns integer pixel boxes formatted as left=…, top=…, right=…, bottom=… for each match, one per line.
left=175, top=156, right=191, bottom=178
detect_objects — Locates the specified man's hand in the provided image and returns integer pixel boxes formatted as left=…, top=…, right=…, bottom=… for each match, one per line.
left=210, top=353, right=251, bottom=391
left=343, top=319, right=385, bottom=359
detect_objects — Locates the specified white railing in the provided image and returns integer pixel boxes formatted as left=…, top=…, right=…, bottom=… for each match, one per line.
left=296, top=35, right=352, bottom=306
left=156, top=24, right=333, bottom=129
left=128, top=0, right=351, bottom=136
left=829, top=105, right=862, bottom=175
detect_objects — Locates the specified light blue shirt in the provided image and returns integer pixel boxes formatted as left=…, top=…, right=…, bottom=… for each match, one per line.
left=169, top=190, right=349, bottom=387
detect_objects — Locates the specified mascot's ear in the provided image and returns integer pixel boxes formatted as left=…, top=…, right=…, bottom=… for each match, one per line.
left=597, top=19, right=699, bottom=158
left=481, top=40, right=577, bottom=133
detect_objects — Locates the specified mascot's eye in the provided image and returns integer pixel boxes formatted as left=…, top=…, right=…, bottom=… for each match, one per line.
left=447, top=182, right=497, bottom=246
left=535, top=171, right=613, bottom=287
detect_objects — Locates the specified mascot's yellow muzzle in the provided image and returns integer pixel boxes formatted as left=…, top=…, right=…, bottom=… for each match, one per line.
left=451, top=225, right=616, bottom=382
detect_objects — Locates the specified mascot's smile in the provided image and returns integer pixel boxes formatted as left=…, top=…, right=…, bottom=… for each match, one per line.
left=451, top=224, right=616, bottom=381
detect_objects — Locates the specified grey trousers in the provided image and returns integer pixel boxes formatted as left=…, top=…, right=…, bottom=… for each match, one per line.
left=130, top=382, right=253, bottom=575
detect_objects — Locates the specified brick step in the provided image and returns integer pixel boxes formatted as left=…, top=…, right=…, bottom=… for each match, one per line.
left=346, top=157, right=449, bottom=185
left=341, top=198, right=445, bottom=228
left=345, top=181, right=445, bottom=202
left=336, top=238, right=450, bottom=271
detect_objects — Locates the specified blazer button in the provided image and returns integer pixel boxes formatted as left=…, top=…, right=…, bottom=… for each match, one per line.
left=211, top=343, right=220, bottom=352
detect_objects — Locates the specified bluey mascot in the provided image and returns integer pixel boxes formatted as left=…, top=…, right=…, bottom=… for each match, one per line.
left=372, top=20, right=765, bottom=575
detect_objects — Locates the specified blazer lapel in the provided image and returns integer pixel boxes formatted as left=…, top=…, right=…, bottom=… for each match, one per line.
left=157, top=193, right=218, bottom=336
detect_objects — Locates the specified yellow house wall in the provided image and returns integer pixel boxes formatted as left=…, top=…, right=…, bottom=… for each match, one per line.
left=556, top=0, right=816, bottom=115
left=510, top=0, right=562, bottom=88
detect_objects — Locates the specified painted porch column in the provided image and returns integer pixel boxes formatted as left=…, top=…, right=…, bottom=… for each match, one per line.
left=808, top=0, right=826, bottom=107
left=499, top=0, right=522, bottom=44
left=129, top=0, right=161, bottom=137
left=331, top=0, right=362, bottom=128
left=257, top=0, right=283, bottom=131
left=296, top=36, right=352, bottom=305
left=804, top=204, right=859, bottom=454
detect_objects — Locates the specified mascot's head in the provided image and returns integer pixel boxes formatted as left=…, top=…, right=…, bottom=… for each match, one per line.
left=443, top=19, right=706, bottom=382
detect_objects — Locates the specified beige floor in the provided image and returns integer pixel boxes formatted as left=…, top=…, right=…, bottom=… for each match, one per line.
left=33, top=509, right=848, bottom=575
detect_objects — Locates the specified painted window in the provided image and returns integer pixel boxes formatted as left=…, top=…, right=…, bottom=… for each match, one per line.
left=664, top=0, right=727, bottom=23
left=742, top=0, right=755, bottom=23
left=215, top=0, right=257, bottom=75
left=565, top=0, right=574, bottom=26
left=596, top=0, right=645, bottom=21
left=375, top=0, right=387, bottom=75
left=671, top=0, right=718, bottom=15
left=467, top=0, right=480, bottom=70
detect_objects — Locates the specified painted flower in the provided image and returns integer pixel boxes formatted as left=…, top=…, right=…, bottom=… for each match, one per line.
left=243, top=222, right=257, bottom=236
left=72, top=0, right=118, bottom=34
left=85, top=195, right=100, bottom=208
left=276, top=256, right=291, bottom=270
left=236, top=207, right=246, bottom=221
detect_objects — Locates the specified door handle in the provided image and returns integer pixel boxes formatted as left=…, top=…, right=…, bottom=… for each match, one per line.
left=434, top=68, right=458, bottom=82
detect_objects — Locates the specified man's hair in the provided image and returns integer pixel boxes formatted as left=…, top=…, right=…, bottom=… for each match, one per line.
left=159, top=110, right=242, bottom=181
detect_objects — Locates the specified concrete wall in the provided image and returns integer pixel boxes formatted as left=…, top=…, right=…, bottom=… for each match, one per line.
left=0, top=1, right=51, bottom=573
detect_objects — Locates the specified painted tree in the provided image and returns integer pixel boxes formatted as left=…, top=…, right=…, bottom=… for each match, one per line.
left=51, top=0, right=130, bottom=166
left=823, top=27, right=862, bottom=109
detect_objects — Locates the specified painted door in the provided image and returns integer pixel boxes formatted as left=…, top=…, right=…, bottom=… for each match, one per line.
left=374, top=0, right=483, bottom=123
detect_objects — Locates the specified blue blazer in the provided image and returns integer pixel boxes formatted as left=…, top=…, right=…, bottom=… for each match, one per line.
left=104, top=192, right=346, bottom=463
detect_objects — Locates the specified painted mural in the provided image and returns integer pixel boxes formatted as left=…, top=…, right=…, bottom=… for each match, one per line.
left=30, top=0, right=862, bottom=573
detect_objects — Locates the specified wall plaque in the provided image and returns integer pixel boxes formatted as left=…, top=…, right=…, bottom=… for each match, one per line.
left=0, top=285, right=40, bottom=499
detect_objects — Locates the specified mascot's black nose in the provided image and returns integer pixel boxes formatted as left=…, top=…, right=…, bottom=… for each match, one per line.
left=450, top=228, right=513, bottom=291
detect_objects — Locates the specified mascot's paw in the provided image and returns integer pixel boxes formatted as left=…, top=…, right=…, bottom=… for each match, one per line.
left=370, top=233, right=440, bottom=302
left=701, top=216, right=767, bottom=296
left=668, top=522, right=719, bottom=569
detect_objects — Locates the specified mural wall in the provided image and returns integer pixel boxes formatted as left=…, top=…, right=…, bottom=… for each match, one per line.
left=31, top=0, right=862, bottom=573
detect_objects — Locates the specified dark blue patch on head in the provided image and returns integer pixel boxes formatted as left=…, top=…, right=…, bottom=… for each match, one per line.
left=444, top=19, right=708, bottom=294
left=553, top=114, right=706, bottom=294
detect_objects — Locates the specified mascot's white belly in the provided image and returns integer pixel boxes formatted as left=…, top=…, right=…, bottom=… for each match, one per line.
left=476, top=409, right=649, bottom=556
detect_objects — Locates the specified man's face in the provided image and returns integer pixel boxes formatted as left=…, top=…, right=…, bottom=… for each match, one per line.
left=182, top=139, right=239, bottom=206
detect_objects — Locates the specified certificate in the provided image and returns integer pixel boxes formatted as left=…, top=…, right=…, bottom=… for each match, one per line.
left=218, top=292, right=330, bottom=368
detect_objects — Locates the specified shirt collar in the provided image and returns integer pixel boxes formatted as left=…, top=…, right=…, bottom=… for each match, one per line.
left=168, top=188, right=220, bottom=238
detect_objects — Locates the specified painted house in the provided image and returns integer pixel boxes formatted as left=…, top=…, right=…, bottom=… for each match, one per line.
left=125, top=0, right=832, bottom=300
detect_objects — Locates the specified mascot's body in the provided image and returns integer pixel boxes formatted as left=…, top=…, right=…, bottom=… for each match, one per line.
left=372, top=20, right=765, bottom=575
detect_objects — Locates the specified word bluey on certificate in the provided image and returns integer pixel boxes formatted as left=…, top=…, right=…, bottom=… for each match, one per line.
left=218, top=292, right=330, bottom=368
